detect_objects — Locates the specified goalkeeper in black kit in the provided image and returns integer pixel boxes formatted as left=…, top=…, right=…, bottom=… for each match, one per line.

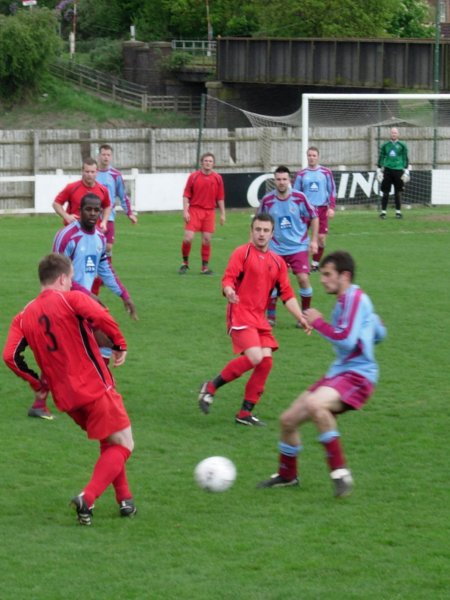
left=376, top=127, right=410, bottom=220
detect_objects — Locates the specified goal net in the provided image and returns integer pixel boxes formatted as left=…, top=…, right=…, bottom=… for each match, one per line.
left=204, top=93, right=450, bottom=206
left=302, top=93, right=450, bottom=207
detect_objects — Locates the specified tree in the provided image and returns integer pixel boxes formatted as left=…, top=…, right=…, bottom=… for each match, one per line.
left=0, top=8, right=60, bottom=100
left=76, top=0, right=124, bottom=40
left=387, top=0, right=434, bottom=38
left=250, top=0, right=393, bottom=38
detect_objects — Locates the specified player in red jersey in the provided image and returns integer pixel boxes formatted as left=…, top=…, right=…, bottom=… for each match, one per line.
left=198, top=214, right=311, bottom=425
left=178, top=152, right=225, bottom=275
left=3, top=253, right=136, bottom=525
left=52, top=157, right=112, bottom=233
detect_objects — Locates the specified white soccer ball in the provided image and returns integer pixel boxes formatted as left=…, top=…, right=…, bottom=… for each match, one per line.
left=194, top=456, right=237, bottom=492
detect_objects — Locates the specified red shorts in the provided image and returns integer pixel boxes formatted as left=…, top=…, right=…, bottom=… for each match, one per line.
left=316, top=205, right=330, bottom=235
left=185, top=206, right=215, bottom=233
left=230, top=327, right=278, bottom=354
left=282, top=251, right=310, bottom=275
left=309, top=371, right=374, bottom=411
left=68, top=389, right=131, bottom=440
left=105, top=221, right=115, bottom=245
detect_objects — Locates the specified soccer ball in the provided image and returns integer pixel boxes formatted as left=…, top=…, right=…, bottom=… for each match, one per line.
left=194, top=456, right=237, bottom=492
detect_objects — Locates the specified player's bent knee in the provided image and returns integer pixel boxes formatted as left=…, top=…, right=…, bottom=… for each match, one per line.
left=245, top=348, right=264, bottom=365
left=280, top=410, right=298, bottom=432
left=304, top=395, right=320, bottom=415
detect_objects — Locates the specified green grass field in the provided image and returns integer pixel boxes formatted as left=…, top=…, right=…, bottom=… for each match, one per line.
left=0, top=208, right=448, bottom=599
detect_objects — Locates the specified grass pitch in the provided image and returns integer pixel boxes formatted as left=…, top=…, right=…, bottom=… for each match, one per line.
left=0, top=208, right=448, bottom=599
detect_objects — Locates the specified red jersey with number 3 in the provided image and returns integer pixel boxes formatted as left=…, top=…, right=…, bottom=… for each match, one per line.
left=3, top=289, right=126, bottom=412
left=222, top=243, right=295, bottom=331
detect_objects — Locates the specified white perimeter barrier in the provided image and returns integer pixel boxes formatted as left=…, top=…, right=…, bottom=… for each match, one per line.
left=431, top=170, right=450, bottom=205
left=1, top=170, right=450, bottom=213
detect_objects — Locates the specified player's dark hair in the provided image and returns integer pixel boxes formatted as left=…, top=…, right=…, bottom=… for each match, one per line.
left=251, top=213, right=274, bottom=229
left=320, top=251, right=355, bottom=280
left=274, top=165, right=290, bottom=175
left=307, top=146, right=320, bottom=154
left=99, top=144, right=113, bottom=152
left=80, top=193, right=101, bottom=209
left=83, top=157, right=97, bottom=168
left=200, top=152, right=215, bottom=162
left=38, top=253, right=72, bottom=285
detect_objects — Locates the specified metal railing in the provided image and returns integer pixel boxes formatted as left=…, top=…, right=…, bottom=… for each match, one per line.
left=50, top=59, right=201, bottom=115
left=171, top=39, right=217, bottom=57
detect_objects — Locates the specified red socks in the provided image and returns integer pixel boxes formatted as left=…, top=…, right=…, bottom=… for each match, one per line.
left=83, top=444, right=131, bottom=507
left=201, top=243, right=211, bottom=264
left=181, top=241, right=211, bottom=267
left=181, top=241, right=192, bottom=263
left=99, top=441, right=132, bottom=503
left=244, top=356, right=273, bottom=404
left=220, top=355, right=254, bottom=383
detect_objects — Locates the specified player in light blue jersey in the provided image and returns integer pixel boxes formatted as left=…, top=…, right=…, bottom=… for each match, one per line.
left=27, top=194, right=138, bottom=420
left=293, top=147, right=336, bottom=271
left=259, top=251, right=386, bottom=498
left=259, top=166, right=318, bottom=322
left=53, top=194, right=137, bottom=317
left=94, top=144, right=138, bottom=295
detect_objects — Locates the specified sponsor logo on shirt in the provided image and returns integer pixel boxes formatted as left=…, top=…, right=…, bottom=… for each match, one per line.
left=389, top=149, right=397, bottom=157
left=85, top=255, right=97, bottom=273
left=309, top=182, right=319, bottom=193
left=279, top=216, right=292, bottom=230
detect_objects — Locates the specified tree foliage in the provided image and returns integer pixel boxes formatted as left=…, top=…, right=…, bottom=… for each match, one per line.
left=387, top=0, right=434, bottom=38
left=251, top=0, right=407, bottom=38
left=0, top=8, right=60, bottom=100
left=6, top=0, right=427, bottom=43
left=121, top=0, right=436, bottom=40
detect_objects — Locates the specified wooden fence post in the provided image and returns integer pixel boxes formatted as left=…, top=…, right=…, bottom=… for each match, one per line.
left=33, top=131, right=40, bottom=175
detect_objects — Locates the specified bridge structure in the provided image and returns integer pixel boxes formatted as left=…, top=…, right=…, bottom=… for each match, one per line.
left=199, top=36, right=450, bottom=124
left=216, top=37, right=450, bottom=90
left=123, top=37, right=450, bottom=121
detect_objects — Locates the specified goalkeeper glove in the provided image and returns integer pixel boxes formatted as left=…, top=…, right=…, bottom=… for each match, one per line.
left=376, top=168, right=384, bottom=183
left=401, top=169, right=410, bottom=183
